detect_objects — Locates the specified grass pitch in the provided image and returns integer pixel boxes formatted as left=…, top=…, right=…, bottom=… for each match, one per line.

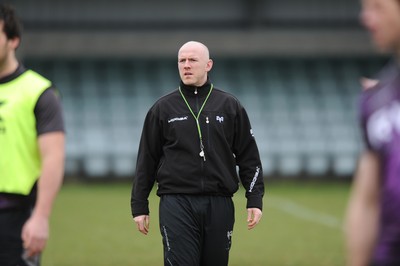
left=43, top=179, right=350, bottom=266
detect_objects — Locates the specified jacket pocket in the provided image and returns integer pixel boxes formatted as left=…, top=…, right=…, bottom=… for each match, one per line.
left=156, top=157, right=166, bottom=179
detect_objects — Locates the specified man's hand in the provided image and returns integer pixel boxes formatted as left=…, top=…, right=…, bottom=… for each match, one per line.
left=134, top=215, right=150, bottom=235
left=247, top=208, right=262, bottom=230
left=21, top=214, right=49, bottom=257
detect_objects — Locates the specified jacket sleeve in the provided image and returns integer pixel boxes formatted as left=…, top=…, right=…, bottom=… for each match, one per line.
left=233, top=103, right=264, bottom=211
left=131, top=107, right=163, bottom=217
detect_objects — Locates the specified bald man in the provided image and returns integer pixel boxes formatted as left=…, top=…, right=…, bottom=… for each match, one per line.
left=131, top=41, right=264, bottom=266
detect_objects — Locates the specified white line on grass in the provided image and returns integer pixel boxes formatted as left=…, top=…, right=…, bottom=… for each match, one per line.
left=268, top=196, right=342, bottom=229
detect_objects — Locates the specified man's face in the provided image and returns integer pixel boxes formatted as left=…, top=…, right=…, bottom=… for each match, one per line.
left=0, top=21, right=18, bottom=69
left=0, top=22, right=9, bottom=63
left=361, top=0, right=400, bottom=52
left=178, top=43, right=212, bottom=87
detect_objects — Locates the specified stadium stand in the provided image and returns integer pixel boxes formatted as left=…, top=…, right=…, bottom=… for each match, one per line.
left=24, top=57, right=387, bottom=178
left=12, top=0, right=359, bottom=29
left=8, top=0, right=385, bottom=178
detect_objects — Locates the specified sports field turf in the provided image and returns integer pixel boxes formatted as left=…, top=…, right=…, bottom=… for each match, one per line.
left=42, top=179, right=351, bottom=266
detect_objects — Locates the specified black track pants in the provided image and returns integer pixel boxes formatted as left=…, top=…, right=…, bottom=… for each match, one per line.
left=0, top=208, right=40, bottom=266
left=159, top=195, right=235, bottom=266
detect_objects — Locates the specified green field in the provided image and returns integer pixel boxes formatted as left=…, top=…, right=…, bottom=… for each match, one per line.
left=42, top=180, right=351, bottom=266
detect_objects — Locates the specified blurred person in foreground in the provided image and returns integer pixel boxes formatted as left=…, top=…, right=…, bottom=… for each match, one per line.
left=345, top=0, right=400, bottom=265
left=0, top=4, right=65, bottom=266
left=131, top=41, right=264, bottom=266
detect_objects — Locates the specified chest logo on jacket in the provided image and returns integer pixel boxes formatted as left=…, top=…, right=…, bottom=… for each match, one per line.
left=367, top=101, right=400, bottom=149
left=216, top=116, right=224, bottom=123
left=168, top=116, right=188, bottom=124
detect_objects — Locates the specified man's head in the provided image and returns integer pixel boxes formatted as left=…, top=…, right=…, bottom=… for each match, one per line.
left=178, top=41, right=213, bottom=87
left=0, top=4, right=21, bottom=42
left=361, top=0, right=400, bottom=54
left=0, top=4, right=20, bottom=73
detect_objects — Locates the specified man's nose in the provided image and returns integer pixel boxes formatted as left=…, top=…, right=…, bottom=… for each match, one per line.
left=184, top=60, right=191, bottom=68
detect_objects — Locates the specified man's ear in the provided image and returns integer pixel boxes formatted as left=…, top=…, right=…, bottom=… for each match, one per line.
left=360, top=77, right=379, bottom=91
left=206, top=59, right=213, bottom=72
left=9, top=37, right=20, bottom=50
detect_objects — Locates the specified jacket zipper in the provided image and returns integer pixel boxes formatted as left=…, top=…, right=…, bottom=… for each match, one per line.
left=206, top=116, right=210, bottom=148
left=195, top=88, right=205, bottom=192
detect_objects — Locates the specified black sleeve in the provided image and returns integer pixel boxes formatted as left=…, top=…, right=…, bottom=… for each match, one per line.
left=34, top=86, right=65, bottom=135
left=131, top=107, right=164, bottom=217
left=233, top=102, right=264, bottom=211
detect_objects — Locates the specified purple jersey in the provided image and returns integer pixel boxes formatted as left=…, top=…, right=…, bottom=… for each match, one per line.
left=360, top=59, right=400, bottom=265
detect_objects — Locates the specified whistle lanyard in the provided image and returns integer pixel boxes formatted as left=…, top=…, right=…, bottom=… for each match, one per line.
left=178, top=84, right=214, bottom=161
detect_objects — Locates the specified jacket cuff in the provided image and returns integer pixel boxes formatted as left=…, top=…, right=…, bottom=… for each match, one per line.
left=246, top=196, right=263, bottom=211
left=131, top=203, right=150, bottom=217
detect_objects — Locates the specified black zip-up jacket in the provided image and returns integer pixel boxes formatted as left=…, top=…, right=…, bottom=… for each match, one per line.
left=131, top=79, right=264, bottom=217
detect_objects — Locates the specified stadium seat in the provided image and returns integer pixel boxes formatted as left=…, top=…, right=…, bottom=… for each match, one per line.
left=24, top=57, right=385, bottom=178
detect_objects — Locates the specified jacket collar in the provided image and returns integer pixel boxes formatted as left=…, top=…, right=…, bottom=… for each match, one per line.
left=179, top=78, right=212, bottom=97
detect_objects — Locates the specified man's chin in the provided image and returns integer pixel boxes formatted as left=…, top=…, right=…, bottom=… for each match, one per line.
left=182, top=80, right=195, bottom=86
left=373, top=39, right=396, bottom=54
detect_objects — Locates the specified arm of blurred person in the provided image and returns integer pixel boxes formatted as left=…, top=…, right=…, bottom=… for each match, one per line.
left=134, top=215, right=150, bottom=235
left=345, top=151, right=380, bottom=266
left=22, top=132, right=65, bottom=257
